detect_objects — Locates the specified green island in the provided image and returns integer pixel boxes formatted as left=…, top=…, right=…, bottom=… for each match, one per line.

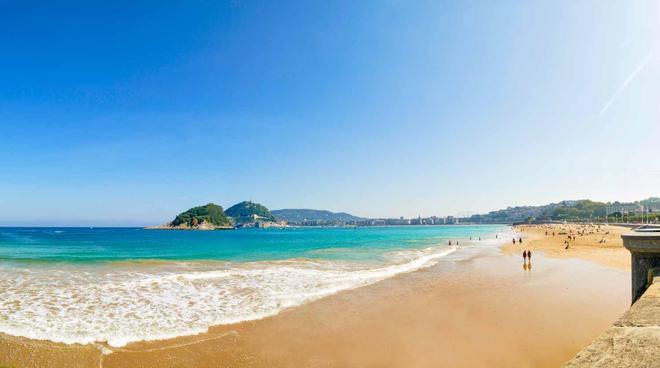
left=225, top=201, right=276, bottom=224
left=148, top=201, right=280, bottom=230
left=147, top=203, right=233, bottom=230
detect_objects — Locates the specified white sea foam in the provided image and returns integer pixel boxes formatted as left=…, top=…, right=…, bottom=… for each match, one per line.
left=0, top=246, right=458, bottom=347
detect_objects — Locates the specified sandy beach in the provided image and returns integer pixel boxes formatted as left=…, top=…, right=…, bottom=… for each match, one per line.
left=503, top=223, right=631, bottom=270
left=0, top=225, right=632, bottom=368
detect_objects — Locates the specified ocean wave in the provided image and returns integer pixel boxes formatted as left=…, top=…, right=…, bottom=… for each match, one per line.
left=0, top=246, right=457, bottom=347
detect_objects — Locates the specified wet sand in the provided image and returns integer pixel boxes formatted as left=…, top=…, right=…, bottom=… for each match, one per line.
left=0, top=225, right=631, bottom=368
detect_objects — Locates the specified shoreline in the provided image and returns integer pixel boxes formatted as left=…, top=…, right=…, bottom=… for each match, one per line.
left=0, top=225, right=631, bottom=367
left=1, top=227, right=509, bottom=349
left=0, top=242, right=476, bottom=349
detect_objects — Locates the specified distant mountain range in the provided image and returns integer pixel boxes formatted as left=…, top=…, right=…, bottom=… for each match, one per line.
left=149, top=197, right=659, bottom=230
left=272, top=209, right=364, bottom=223
left=467, top=197, right=660, bottom=223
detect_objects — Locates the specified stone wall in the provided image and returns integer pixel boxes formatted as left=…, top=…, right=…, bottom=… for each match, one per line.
left=564, top=277, right=660, bottom=367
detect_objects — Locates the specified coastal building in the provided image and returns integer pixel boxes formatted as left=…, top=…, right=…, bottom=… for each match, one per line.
left=385, top=218, right=410, bottom=225
left=606, top=203, right=644, bottom=215
left=255, top=220, right=287, bottom=228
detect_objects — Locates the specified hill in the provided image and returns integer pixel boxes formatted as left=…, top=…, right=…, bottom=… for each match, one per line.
left=272, top=209, right=363, bottom=224
left=149, top=203, right=233, bottom=229
left=225, top=201, right=276, bottom=224
left=468, top=197, right=660, bottom=223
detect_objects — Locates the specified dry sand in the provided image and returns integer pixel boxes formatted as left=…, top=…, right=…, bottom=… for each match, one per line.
left=503, top=224, right=630, bottom=270
left=0, top=225, right=632, bottom=368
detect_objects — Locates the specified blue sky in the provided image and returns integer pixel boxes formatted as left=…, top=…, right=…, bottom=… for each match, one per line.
left=1, top=1, right=659, bottom=226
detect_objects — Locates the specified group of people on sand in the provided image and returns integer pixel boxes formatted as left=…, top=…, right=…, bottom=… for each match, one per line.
left=523, top=223, right=618, bottom=251
left=447, top=236, right=488, bottom=246
left=512, top=237, right=533, bottom=270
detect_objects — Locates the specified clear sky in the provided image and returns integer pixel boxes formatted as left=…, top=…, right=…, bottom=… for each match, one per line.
left=1, top=1, right=659, bottom=226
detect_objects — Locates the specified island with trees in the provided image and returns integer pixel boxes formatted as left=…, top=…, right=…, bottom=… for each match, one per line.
left=147, top=201, right=282, bottom=230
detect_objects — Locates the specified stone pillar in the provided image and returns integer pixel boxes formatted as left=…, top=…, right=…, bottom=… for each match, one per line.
left=622, top=228, right=660, bottom=304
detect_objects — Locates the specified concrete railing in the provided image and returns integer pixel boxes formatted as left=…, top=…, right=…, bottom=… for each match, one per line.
left=622, top=225, right=660, bottom=304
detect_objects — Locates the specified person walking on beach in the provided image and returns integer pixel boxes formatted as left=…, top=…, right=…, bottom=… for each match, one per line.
left=513, top=238, right=516, bottom=244
left=523, top=250, right=531, bottom=271
left=519, top=237, right=523, bottom=244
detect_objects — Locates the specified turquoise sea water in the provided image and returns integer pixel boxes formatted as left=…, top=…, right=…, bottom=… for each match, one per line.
left=0, top=225, right=507, bottom=263
left=0, top=225, right=510, bottom=347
